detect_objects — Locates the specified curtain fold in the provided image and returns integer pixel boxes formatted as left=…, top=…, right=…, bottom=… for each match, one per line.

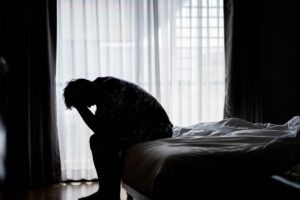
left=57, top=0, right=225, bottom=180
left=223, top=0, right=263, bottom=122
left=0, top=57, right=8, bottom=182
left=2, top=0, right=61, bottom=187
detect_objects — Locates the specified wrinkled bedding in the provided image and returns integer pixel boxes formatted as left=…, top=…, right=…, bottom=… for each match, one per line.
left=122, top=117, right=300, bottom=198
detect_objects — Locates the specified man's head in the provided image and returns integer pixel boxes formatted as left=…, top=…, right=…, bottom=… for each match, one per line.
left=63, top=79, right=96, bottom=109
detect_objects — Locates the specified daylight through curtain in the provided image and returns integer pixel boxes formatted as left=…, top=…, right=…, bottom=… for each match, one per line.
left=56, top=0, right=225, bottom=180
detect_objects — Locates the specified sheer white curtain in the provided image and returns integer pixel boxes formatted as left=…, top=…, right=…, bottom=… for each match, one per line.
left=56, top=0, right=225, bottom=180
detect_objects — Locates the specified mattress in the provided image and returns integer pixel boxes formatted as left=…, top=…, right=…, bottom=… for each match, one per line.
left=122, top=116, right=300, bottom=198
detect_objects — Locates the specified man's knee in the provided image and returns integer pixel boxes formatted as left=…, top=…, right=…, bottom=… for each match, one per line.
left=89, top=134, right=103, bottom=151
left=90, top=134, right=114, bottom=151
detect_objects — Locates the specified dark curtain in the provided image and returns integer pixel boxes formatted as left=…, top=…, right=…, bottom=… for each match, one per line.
left=223, top=0, right=300, bottom=124
left=260, top=0, right=300, bottom=124
left=223, top=0, right=263, bottom=122
left=1, top=0, right=61, bottom=187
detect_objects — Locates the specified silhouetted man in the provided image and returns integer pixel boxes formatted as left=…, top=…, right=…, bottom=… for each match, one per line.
left=63, top=76, right=173, bottom=200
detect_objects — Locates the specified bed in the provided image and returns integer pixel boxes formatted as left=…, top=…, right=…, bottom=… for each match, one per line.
left=121, top=116, right=300, bottom=199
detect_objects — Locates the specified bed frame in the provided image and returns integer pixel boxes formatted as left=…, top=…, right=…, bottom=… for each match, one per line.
left=122, top=182, right=151, bottom=200
left=122, top=175, right=300, bottom=200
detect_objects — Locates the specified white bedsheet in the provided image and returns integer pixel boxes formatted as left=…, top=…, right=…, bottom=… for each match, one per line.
left=173, top=116, right=300, bottom=138
left=123, top=117, right=300, bottom=198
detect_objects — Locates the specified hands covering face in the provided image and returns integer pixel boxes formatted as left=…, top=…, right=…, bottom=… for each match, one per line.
left=72, top=91, right=95, bottom=109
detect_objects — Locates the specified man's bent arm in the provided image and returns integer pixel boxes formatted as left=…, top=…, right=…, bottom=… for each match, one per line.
left=76, top=107, right=97, bottom=133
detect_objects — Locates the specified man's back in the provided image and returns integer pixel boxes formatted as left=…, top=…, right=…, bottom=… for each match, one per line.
left=93, top=76, right=173, bottom=145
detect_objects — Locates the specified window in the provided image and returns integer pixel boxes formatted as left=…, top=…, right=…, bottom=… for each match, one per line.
left=174, top=0, right=224, bottom=123
left=56, top=0, right=225, bottom=180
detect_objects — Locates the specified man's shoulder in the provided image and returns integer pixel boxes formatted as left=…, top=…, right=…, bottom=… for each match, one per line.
left=93, top=76, right=149, bottom=95
left=94, top=76, right=132, bottom=91
left=93, top=76, right=116, bottom=82
left=93, top=76, right=119, bottom=85
left=94, top=76, right=137, bottom=86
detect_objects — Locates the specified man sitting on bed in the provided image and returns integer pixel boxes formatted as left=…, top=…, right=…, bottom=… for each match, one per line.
left=63, top=76, right=173, bottom=200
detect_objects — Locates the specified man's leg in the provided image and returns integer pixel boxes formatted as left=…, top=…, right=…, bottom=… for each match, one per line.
left=79, top=134, right=121, bottom=200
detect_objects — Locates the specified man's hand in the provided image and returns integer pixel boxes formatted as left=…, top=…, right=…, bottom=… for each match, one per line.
left=75, top=106, right=97, bottom=133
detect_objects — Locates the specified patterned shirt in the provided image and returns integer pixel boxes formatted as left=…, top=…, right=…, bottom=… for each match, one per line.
left=93, top=76, right=173, bottom=147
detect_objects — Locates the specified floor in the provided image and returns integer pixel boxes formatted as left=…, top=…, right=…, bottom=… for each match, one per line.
left=0, top=182, right=128, bottom=200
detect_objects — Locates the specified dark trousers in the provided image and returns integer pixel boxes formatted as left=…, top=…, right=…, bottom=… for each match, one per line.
left=90, top=134, right=123, bottom=200
left=89, top=128, right=172, bottom=200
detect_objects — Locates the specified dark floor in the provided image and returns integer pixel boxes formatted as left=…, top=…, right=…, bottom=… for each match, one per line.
left=0, top=182, right=127, bottom=200
left=1, top=177, right=299, bottom=200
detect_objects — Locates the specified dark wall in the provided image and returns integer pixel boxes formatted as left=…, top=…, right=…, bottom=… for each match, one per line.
left=260, top=0, right=300, bottom=124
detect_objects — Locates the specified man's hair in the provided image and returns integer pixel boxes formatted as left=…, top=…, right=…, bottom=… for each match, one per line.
left=63, top=79, right=93, bottom=109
